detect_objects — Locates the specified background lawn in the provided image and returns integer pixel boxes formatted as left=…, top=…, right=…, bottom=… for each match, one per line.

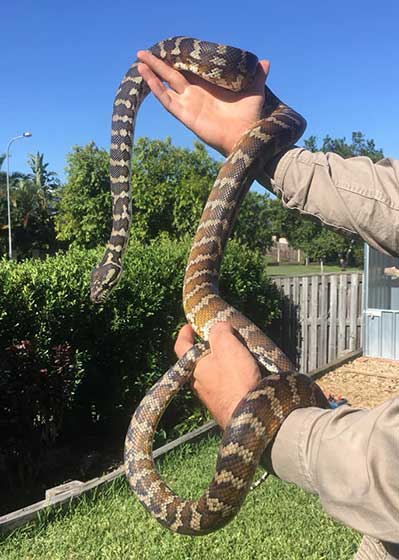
left=265, top=263, right=362, bottom=276
left=1, top=437, right=361, bottom=560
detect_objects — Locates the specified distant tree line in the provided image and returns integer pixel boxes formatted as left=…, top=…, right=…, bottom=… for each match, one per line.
left=1, top=131, right=384, bottom=264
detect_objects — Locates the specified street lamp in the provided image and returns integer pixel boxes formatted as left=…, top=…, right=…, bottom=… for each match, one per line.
left=6, top=131, right=32, bottom=259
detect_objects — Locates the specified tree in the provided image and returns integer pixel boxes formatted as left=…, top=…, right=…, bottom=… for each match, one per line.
left=28, top=152, right=60, bottom=203
left=54, top=138, right=278, bottom=252
left=304, top=132, right=384, bottom=163
left=234, top=191, right=273, bottom=252
left=130, top=137, right=220, bottom=241
left=268, top=197, right=358, bottom=265
left=55, top=138, right=222, bottom=248
left=130, top=137, right=273, bottom=249
left=0, top=153, right=59, bottom=257
left=270, top=132, right=384, bottom=266
left=12, top=176, right=56, bottom=256
left=55, top=142, right=111, bottom=248
left=0, top=154, right=25, bottom=196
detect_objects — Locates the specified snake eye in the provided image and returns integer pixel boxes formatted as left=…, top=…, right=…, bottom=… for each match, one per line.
left=90, top=265, right=122, bottom=304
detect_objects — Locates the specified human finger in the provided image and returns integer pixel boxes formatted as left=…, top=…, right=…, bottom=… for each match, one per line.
left=259, top=60, right=270, bottom=81
left=137, top=50, right=187, bottom=94
left=137, top=62, right=178, bottom=112
left=174, top=324, right=195, bottom=359
left=250, top=59, right=270, bottom=94
left=208, top=322, right=260, bottom=375
left=208, top=322, right=246, bottom=361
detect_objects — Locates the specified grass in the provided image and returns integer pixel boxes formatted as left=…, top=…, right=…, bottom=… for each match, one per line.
left=1, top=437, right=361, bottom=560
left=265, top=262, right=362, bottom=276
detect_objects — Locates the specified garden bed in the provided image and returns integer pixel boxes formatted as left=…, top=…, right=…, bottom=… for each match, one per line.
left=316, top=355, right=399, bottom=408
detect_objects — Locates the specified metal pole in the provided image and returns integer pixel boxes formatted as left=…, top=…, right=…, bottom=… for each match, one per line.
left=5, top=132, right=32, bottom=259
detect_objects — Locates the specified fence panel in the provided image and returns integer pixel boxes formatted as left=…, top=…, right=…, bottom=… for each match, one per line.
left=269, top=272, right=363, bottom=374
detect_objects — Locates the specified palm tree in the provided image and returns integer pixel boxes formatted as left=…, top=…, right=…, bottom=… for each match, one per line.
left=0, top=153, right=59, bottom=257
left=13, top=176, right=47, bottom=228
left=28, top=152, right=59, bottom=201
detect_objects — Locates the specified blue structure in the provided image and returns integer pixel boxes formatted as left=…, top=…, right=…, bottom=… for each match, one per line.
left=363, top=244, right=399, bottom=359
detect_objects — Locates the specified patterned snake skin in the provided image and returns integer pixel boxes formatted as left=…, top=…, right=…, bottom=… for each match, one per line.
left=90, top=37, right=329, bottom=535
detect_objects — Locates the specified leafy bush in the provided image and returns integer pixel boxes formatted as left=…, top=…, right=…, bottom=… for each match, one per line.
left=0, top=341, right=82, bottom=485
left=0, top=236, right=281, bottom=477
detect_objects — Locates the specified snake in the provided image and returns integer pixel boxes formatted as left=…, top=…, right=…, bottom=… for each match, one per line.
left=90, top=37, right=329, bottom=535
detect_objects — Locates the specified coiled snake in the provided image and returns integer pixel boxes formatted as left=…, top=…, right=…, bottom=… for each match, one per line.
left=90, top=37, right=329, bottom=535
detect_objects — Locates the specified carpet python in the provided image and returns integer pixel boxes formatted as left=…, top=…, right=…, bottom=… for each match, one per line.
left=90, top=37, right=329, bottom=535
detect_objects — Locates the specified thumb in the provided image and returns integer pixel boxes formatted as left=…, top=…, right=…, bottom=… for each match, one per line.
left=174, top=324, right=195, bottom=359
left=254, top=59, right=270, bottom=90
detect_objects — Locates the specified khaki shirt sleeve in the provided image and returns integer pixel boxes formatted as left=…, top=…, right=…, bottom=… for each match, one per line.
left=266, top=397, right=399, bottom=550
left=257, top=149, right=399, bottom=258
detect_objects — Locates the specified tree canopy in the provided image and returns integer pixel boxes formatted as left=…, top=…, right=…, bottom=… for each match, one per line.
left=4, top=130, right=383, bottom=266
left=55, top=138, right=274, bottom=253
left=129, top=137, right=218, bottom=241
left=304, top=132, right=384, bottom=163
left=55, top=142, right=111, bottom=248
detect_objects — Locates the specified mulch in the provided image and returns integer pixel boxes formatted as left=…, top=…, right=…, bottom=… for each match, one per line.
left=317, top=356, right=399, bottom=408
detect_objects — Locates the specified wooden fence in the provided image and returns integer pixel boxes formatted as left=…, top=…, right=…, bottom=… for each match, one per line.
left=269, top=272, right=363, bottom=374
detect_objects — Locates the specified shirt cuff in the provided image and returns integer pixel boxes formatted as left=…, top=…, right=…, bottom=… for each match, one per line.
left=269, top=406, right=332, bottom=494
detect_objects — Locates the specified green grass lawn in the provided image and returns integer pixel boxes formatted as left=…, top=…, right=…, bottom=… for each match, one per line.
left=265, top=262, right=362, bottom=277
left=1, top=437, right=361, bottom=560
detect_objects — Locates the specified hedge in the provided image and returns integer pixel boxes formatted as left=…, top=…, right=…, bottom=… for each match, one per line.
left=0, top=236, right=281, bottom=481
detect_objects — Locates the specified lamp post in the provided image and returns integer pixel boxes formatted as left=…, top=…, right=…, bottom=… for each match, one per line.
left=6, top=131, right=32, bottom=259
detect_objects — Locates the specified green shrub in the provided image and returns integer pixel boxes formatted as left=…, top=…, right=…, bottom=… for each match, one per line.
left=0, top=236, right=281, bottom=477
left=0, top=341, right=82, bottom=485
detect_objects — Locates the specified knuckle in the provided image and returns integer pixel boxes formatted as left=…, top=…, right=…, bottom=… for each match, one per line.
left=210, top=321, right=232, bottom=339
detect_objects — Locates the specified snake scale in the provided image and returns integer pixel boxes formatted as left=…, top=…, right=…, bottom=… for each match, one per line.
left=90, top=37, right=329, bottom=535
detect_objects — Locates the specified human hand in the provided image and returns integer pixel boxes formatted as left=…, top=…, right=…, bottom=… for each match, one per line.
left=174, top=322, right=261, bottom=429
left=137, top=50, right=270, bottom=156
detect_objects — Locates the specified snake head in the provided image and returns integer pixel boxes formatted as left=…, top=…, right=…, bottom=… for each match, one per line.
left=90, top=263, right=121, bottom=304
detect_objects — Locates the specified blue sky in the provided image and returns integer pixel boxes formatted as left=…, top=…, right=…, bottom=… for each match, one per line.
left=1, top=0, right=398, bottom=183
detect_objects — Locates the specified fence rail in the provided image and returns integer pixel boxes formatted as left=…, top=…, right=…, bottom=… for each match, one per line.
left=270, top=272, right=363, bottom=374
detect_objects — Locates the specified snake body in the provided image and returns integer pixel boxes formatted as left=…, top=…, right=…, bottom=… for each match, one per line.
left=90, top=37, right=329, bottom=535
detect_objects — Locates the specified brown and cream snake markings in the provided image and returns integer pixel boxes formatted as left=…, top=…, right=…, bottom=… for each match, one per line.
left=90, top=37, right=329, bottom=535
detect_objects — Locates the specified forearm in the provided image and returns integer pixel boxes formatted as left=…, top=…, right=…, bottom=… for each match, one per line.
left=262, top=397, right=399, bottom=544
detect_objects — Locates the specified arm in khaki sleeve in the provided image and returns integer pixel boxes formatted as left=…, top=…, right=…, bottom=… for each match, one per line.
left=257, top=150, right=399, bottom=259
left=262, top=397, right=399, bottom=549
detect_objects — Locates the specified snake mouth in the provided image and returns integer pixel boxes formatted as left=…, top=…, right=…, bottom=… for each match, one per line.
left=90, top=293, right=100, bottom=304
left=90, top=287, right=107, bottom=304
